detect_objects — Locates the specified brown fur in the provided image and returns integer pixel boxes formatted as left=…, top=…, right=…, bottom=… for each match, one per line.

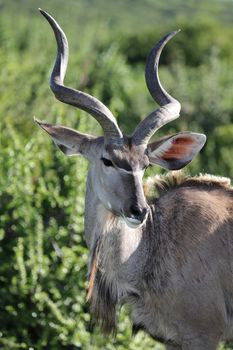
left=89, top=172, right=233, bottom=340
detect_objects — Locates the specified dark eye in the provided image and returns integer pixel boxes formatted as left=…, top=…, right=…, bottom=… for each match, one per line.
left=101, top=157, right=113, bottom=167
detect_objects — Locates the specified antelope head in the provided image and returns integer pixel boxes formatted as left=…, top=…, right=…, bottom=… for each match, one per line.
left=35, top=10, right=206, bottom=229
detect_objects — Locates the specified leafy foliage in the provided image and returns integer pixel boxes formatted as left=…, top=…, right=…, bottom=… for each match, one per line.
left=0, top=0, right=233, bottom=349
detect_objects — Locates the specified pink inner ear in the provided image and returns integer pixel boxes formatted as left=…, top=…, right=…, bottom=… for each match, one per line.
left=162, top=136, right=196, bottom=160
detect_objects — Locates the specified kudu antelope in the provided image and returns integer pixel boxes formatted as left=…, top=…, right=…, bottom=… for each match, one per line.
left=35, top=10, right=233, bottom=350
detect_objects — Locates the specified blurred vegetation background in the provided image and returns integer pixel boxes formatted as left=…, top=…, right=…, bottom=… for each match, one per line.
left=0, top=0, right=233, bottom=349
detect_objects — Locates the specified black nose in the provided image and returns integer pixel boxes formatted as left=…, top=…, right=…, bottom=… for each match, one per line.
left=130, top=205, right=149, bottom=221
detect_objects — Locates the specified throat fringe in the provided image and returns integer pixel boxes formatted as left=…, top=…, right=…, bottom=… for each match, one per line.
left=87, top=237, right=118, bottom=334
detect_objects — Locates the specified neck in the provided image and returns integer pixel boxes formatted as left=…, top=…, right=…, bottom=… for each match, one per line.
left=83, top=171, right=169, bottom=333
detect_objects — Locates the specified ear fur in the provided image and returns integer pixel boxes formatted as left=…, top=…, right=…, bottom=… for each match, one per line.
left=34, top=118, right=97, bottom=158
left=147, top=132, right=206, bottom=170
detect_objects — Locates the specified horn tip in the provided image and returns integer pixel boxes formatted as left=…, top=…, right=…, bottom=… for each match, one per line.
left=38, top=8, right=51, bottom=20
left=38, top=8, right=45, bottom=15
left=169, top=29, right=181, bottom=38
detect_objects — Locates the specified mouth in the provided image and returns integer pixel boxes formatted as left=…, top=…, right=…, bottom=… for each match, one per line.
left=122, top=216, right=144, bottom=229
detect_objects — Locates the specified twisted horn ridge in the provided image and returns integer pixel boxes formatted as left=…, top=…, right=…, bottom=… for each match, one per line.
left=39, top=9, right=123, bottom=143
left=133, top=30, right=181, bottom=146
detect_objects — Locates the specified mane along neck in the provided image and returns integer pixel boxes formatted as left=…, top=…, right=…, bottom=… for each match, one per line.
left=144, top=172, right=232, bottom=199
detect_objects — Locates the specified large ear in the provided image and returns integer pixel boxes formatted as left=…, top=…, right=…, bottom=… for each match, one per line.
left=147, top=132, right=206, bottom=170
left=34, top=118, right=98, bottom=159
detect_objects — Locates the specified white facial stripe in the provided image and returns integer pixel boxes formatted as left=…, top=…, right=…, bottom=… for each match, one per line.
left=118, top=168, right=143, bottom=175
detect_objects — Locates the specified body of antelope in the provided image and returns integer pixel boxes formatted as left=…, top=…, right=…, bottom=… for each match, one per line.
left=36, top=10, right=233, bottom=350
